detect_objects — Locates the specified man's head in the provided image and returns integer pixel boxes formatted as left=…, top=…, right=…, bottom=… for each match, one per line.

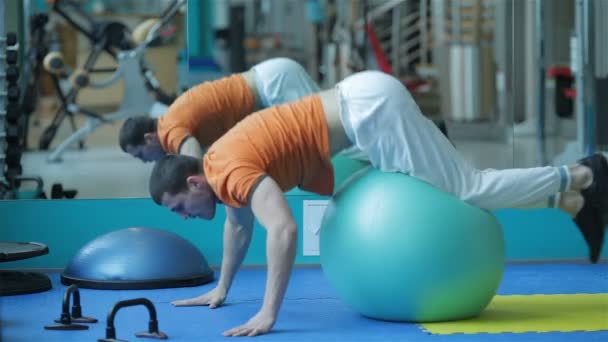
left=119, top=117, right=165, bottom=162
left=149, top=154, right=218, bottom=220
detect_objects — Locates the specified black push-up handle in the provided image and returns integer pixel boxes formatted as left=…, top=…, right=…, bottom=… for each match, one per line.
left=98, top=298, right=168, bottom=342
left=44, top=284, right=96, bottom=330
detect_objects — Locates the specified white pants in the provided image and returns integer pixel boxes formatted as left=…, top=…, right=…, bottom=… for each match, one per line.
left=335, top=71, right=570, bottom=210
left=252, top=58, right=320, bottom=107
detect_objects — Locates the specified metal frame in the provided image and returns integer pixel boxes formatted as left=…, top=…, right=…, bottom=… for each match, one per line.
left=577, top=0, right=595, bottom=155
left=535, top=0, right=546, bottom=164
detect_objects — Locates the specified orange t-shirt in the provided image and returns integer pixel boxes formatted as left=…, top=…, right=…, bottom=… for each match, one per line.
left=157, top=74, right=256, bottom=153
left=203, top=94, right=334, bottom=208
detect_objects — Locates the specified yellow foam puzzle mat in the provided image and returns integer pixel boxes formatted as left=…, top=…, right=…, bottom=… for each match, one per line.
left=420, top=293, right=608, bottom=335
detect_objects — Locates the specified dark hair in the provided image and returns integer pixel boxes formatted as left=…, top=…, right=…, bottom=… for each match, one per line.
left=149, top=154, right=202, bottom=204
left=119, top=117, right=158, bottom=152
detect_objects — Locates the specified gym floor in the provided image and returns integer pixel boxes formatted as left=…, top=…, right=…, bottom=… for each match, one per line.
left=2, top=263, right=607, bottom=341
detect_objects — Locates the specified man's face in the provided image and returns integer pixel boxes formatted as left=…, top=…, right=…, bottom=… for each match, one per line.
left=161, top=187, right=217, bottom=220
left=126, top=142, right=165, bottom=162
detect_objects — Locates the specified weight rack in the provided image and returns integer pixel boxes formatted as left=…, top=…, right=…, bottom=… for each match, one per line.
left=1, top=0, right=23, bottom=199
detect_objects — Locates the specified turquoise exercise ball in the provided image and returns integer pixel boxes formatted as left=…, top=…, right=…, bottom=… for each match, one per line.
left=320, top=167, right=505, bottom=322
left=331, top=154, right=370, bottom=192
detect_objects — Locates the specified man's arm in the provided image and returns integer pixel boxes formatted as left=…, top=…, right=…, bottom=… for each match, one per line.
left=223, top=176, right=297, bottom=337
left=179, top=136, right=205, bottom=158
left=171, top=206, right=253, bottom=308
left=216, top=206, right=255, bottom=293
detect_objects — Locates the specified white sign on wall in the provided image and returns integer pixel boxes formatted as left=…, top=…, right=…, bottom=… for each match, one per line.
left=302, top=200, right=329, bottom=256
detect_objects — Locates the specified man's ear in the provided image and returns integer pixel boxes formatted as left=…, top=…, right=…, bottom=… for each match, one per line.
left=144, top=132, right=159, bottom=145
left=186, top=175, right=207, bottom=190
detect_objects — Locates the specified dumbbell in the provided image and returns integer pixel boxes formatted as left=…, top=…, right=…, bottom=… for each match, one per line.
left=5, top=145, right=22, bottom=167
left=5, top=102, right=19, bottom=123
left=6, top=65, right=19, bottom=83
left=3, top=85, right=21, bottom=103
left=1, top=33, right=17, bottom=46
left=6, top=123, right=21, bottom=144
left=0, top=65, right=19, bottom=83
left=1, top=50, right=18, bottom=65
left=0, top=86, right=20, bottom=104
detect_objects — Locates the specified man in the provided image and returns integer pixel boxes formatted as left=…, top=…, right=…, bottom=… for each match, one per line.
left=118, top=57, right=321, bottom=161
left=149, top=71, right=607, bottom=337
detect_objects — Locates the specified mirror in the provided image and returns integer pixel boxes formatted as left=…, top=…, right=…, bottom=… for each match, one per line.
left=12, top=0, right=187, bottom=199
left=17, top=0, right=592, bottom=198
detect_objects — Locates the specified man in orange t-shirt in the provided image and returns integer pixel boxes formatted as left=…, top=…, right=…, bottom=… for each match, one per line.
left=149, top=71, right=607, bottom=337
left=118, top=58, right=320, bottom=162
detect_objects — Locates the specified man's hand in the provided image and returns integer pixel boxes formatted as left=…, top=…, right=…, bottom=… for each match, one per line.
left=223, top=309, right=276, bottom=337
left=171, top=286, right=227, bottom=309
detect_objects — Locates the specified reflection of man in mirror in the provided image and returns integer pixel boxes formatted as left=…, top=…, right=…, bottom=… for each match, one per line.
left=148, top=70, right=608, bottom=337
left=118, top=58, right=320, bottom=162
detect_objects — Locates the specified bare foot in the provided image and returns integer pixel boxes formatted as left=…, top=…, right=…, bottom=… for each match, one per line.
left=558, top=191, right=584, bottom=217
